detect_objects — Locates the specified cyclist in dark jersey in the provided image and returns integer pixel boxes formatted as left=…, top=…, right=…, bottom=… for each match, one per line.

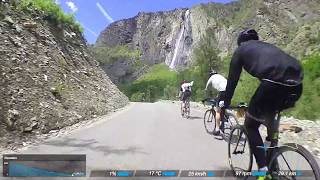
left=224, top=29, right=303, bottom=172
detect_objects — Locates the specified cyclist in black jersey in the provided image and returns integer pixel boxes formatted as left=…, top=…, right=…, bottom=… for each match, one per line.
left=224, top=29, right=303, bottom=172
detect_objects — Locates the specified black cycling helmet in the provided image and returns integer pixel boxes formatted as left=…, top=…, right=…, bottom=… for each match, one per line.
left=237, top=28, right=259, bottom=46
left=209, top=70, right=217, bottom=77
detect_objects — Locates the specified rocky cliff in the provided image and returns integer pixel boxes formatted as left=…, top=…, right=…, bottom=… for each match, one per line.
left=95, top=0, right=320, bottom=82
left=96, top=8, right=193, bottom=70
left=0, top=1, right=128, bottom=141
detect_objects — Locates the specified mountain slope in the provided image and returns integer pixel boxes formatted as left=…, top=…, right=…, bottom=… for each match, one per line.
left=94, top=0, right=320, bottom=83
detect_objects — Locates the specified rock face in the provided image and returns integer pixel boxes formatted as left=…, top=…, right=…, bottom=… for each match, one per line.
left=0, top=2, right=128, bottom=137
left=96, top=0, right=320, bottom=82
left=96, top=8, right=194, bottom=70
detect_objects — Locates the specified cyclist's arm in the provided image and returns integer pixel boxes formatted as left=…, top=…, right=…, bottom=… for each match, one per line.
left=205, top=78, right=211, bottom=90
left=225, top=49, right=243, bottom=107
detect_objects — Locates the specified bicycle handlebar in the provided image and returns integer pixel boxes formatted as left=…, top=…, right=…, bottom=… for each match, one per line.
left=202, top=98, right=248, bottom=109
left=226, top=105, right=248, bottom=109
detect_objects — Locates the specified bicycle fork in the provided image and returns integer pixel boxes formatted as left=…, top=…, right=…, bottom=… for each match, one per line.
left=233, top=131, right=247, bottom=155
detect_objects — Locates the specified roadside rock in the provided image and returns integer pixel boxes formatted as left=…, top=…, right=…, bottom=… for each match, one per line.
left=23, top=21, right=37, bottom=28
left=279, top=124, right=303, bottom=133
left=0, top=1, right=129, bottom=149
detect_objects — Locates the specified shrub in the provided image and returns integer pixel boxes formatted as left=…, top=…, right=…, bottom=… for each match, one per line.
left=130, top=92, right=145, bottom=102
left=163, top=85, right=178, bottom=100
left=124, top=64, right=178, bottom=102
left=18, top=0, right=83, bottom=32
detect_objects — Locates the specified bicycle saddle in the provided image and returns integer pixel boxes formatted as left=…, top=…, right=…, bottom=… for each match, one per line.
left=238, top=102, right=248, bottom=108
left=283, top=93, right=299, bottom=109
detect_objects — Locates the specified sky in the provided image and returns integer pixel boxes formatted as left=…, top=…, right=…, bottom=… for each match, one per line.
left=56, top=0, right=234, bottom=44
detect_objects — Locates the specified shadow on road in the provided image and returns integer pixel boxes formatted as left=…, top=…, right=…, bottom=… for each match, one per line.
left=42, top=138, right=148, bottom=156
left=187, top=116, right=202, bottom=120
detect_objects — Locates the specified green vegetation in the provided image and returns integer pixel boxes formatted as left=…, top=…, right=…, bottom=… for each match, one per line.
left=121, top=50, right=320, bottom=120
left=201, top=0, right=257, bottom=28
left=122, top=64, right=178, bottom=102
left=122, top=31, right=223, bottom=102
left=18, top=0, right=83, bottom=32
left=92, top=45, right=141, bottom=65
left=286, top=54, right=320, bottom=120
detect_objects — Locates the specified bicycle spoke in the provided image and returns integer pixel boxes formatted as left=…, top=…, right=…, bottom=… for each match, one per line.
left=274, top=153, right=297, bottom=180
left=280, top=153, right=295, bottom=175
left=233, top=132, right=242, bottom=154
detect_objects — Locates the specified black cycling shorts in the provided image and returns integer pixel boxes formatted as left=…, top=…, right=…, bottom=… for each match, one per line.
left=248, top=80, right=302, bottom=123
left=217, top=91, right=225, bottom=102
left=182, top=90, right=191, bottom=101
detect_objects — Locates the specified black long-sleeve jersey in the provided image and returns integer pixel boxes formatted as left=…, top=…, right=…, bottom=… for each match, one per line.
left=225, top=40, right=304, bottom=107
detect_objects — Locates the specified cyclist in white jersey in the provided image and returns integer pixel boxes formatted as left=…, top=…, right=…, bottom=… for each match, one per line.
left=179, top=80, right=194, bottom=111
left=205, top=70, right=227, bottom=135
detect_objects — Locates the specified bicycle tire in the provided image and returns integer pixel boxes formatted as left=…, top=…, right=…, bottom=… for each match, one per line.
left=204, top=109, right=216, bottom=134
left=268, top=143, right=320, bottom=180
left=185, top=100, right=190, bottom=118
left=228, top=125, right=253, bottom=177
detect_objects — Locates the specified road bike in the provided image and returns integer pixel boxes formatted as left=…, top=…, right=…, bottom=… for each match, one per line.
left=228, top=104, right=320, bottom=179
left=202, top=98, right=247, bottom=140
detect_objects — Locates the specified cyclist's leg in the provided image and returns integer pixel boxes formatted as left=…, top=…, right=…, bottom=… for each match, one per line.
left=181, top=92, right=186, bottom=108
left=245, top=82, right=278, bottom=170
left=244, top=115, right=266, bottom=169
left=215, top=107, right=222, bottom=132
left=214, top=91, right=225, bottom=134
left=185, top=91, right=191, bottom=106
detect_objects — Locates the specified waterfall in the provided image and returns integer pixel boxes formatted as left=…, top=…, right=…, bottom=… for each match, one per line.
left=169, top=25, right=184, bottom=69
left=169, top=10, right=190, bottom=69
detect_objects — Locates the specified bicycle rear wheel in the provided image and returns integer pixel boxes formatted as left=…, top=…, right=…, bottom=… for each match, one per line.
left=185, top=100, right=190, bottom=118
left=268, top=143, right=320, bottom=180
left=228, top=125, right=253, bottom=175
left=204, top=109, right=216, bottom=134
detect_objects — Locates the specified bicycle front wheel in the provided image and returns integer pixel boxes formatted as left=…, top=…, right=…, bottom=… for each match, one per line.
left=204, top=109, right=216, bottom=134
left=223, top=112, right=239, bottom=140
left=268, top=143, right=320, bottom=180
left=180, top=102, right=185, bottom=117
left=228, top=125, right=253, bottom=175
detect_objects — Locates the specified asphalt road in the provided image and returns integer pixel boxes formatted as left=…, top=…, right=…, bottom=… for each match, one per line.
left=0, top=102, right=256, bottom=179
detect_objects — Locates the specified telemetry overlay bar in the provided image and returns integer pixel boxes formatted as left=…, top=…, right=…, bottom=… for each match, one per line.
left=90, top=170, right=134, bottom=177
left=180, top=170, right=235, bottom=177
left=3, top=154, right=86, bottom=177
left=90, top=170, right=179, bottom=177
left=135, top=170, right=179, bottom=177
left=90, top=169, right=314, bottom=177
